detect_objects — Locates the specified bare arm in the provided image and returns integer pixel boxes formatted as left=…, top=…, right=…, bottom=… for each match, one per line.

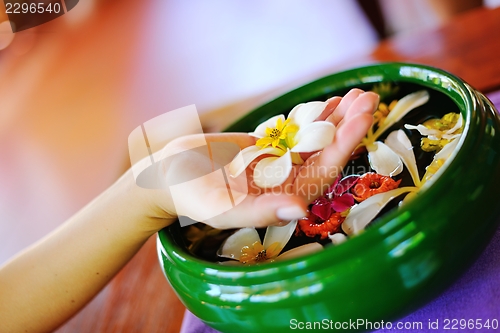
left=0, top=91, right=377, bottom=333
left=0, top=170, right=167, bottom=333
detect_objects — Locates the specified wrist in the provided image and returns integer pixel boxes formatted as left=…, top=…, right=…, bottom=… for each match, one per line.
left=117, top=168, right=178, bottom=237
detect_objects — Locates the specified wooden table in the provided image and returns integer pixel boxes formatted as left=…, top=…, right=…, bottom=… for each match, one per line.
left=368, top=6, right=500, bottom=94
left=55, top=6, right=500, bottom=333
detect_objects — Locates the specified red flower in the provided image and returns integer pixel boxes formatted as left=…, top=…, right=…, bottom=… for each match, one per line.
left=351, top=172, right=401, bottom=202
left=310, top=175, right=359, bottom=220
left=297, top=212, right=345, bottom=239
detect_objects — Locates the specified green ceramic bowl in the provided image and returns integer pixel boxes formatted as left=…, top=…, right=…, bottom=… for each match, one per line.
left=157, top=63, right=500, bottom=333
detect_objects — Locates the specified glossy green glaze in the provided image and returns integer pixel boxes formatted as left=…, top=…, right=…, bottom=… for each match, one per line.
left=157, top=63, right=500, bottom=333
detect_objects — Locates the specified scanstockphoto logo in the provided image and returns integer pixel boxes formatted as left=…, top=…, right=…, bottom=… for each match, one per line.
left=128, top=105, right=249, bottom=227
left=3, top=0, right=79, bottom=32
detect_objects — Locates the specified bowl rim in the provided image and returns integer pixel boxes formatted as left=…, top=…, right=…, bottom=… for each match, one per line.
left=158, top=62, right=474, bottom=281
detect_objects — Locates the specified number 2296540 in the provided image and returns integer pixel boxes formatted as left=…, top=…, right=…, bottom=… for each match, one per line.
left=443, top=318, right=498, bottom=330
left=5, top=2, right=61, bottom=14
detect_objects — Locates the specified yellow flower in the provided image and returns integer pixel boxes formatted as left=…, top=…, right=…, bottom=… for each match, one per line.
left=218, top=221, right=323, bottom=265
left=239, top=241, right=281, bottom=264
left=415, top=113, right=463, bottom=152
left=255, top=117, right=298, bottom=151
left=421, top=138, right=450, bottom=152
left=373, top=100, right=398, bottom=126
left=421, top=138, right=460, bottom=183
left=359, top=91, right=430, bottom=177
left=371, top=82, right=400, bottom=101
left=229, top=101, right=335, bottom=188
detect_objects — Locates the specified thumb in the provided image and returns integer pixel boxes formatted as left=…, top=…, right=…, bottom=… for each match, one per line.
left=204, top=192, right=308, bottom=229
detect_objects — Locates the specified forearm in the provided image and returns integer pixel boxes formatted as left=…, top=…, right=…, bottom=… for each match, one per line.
left=0, top=170, right=174, bottom=333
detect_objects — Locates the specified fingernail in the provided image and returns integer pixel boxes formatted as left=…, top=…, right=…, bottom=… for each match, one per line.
left=276, top=206, right=306, bottom=221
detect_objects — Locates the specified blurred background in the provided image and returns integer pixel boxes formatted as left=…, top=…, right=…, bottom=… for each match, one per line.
left=0, top=0, right=496, bottom=264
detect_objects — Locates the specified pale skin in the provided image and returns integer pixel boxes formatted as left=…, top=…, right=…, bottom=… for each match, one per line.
left=0, top=90, right=378, bottom=333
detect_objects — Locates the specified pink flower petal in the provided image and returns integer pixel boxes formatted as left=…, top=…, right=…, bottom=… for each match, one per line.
left=331, top=193, right=355, bottom=212
left=311, top=197, right=332, bottom=220
left=325, top=176, right=341, bottom=196
left=333, top=175, right=360, bottom=196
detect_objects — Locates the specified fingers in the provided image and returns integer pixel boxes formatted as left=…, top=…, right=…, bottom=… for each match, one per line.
left=293, top=91, right=378, bottom=202
left=334, top=91, right=379, bottom=129
left=321, top=91, right=378, bottom=165
left=315, top=96, right=341, bottom=121
left=162, top=89, right=378, bottom=228
left=327, top=88, right=364, bottom=126
left=294, top=112, right=374, bottom=202
left=204, top=192, right=308, bottom=229
left=324, top=112, right=374, bottom=164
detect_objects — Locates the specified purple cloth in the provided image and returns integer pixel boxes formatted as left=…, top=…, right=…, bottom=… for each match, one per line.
left=180, top=311, right=221, bottom=333
left=180, top=92, right=500, bottom=333
left=376, top=224, right=500, bottom=333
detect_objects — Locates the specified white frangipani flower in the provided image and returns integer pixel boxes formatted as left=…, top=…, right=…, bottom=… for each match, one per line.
left=366, top=141, right=404, bottom=177
left=218, top=220, right=322, bottom=264
left=341, top=186, right=417, bottom=235
left=229, top=101, right=335, bottom=188
left=385, top=130, right=421, bottom=187
left=421, top=136, right=460, bottom=183
left=328, top=232, right=347, bottom=245
left=372, top=90, right=430, bottom=140
left=404, top=113, right=463, bottom=141
left=363, top=90, right=430, bottom=177
left=342, top=125, right=463, bottom=236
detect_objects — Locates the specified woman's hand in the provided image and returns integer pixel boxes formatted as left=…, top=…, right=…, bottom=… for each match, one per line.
left=140, top=89, right=378, bottom=231
left=0, top=89, right=377, bottom=333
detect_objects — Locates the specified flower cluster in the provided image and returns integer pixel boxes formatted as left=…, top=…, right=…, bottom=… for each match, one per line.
left=229, top=102, right=335, bottom=188
left=217, top=88, right=463, bottom=265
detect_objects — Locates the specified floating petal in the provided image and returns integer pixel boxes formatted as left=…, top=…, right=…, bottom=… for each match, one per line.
left=328, top=233, right=347, bottom=245
left=331, top=193, right=355, bottom=213
left=374, top=90, right=429, bottom=139
left=342, top=187, right=416, bottom=235
left=446, top=113, right=463, bottom=134
left=218, top=260, right=244, bottom=266
left=290, top=121, right=335, bottom=153
left=288, top=101, right=328, bottom=128
left=367, top=142, right=403, bottom=176
left=276, top=242, right=323, bottom=261
left=250, top=114, right=286, bottom=138
left=229, top=145, right=284, bottom=177
left=263, top=220, right=298, bottom=254
left=331, top=175, right=360, bottom=196
left=253, top=150, right=292, bottom=188
left=311, top=197, right=332, bottom=220
left=405, top=113, right=463, bottom=141
left=422, top=137, right=460, bottom=184
left=218, top=228, right=261, bottom=260
left=385, top=130, right=421, bottom=187
left=441, top=115, right=463, bottom=140
left=442, top=133, right=461, bottom=141
left=404, top=124, right=440, bottom=139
